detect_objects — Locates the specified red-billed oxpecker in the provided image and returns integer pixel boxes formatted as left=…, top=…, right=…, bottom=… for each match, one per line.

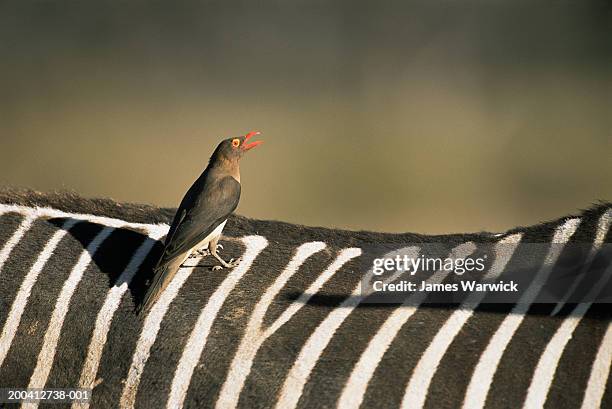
left=139, top=131, right=263, bottom=315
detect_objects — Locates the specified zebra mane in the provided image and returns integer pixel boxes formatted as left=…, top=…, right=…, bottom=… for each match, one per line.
left=0, top=186, right=610, bottom=409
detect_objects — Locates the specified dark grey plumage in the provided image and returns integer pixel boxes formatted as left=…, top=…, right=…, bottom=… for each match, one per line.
left=138, top=132, right=262, bottom=315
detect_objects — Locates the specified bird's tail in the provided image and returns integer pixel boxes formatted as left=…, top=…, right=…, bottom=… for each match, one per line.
left=137, top=257, right=183, bottom=317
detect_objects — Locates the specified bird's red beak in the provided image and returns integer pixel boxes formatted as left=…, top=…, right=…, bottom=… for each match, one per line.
left=242, top=131, right=263, bottom=151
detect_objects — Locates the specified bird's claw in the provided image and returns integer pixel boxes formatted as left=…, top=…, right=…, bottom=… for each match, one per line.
left=228, top=257, right=242, bottom=266
left=189, top=247, right=212, bottom=258
left=211, top=257, right=242, bottom=271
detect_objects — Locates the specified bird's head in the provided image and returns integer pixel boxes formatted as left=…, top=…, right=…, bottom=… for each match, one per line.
left=212, top=131, right=263, bottom=163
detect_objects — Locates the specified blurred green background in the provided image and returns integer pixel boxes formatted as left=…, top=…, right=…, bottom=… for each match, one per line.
left=1, top=1, right=610, bottom=234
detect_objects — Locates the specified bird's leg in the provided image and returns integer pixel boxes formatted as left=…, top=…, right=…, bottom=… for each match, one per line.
left=209, top=236, right=241, bottom=270
left=188, top=246, right=212, bottom=259
left=182, top=243, right=227, bottom=267
left=187, top=242, right=225, bottom=259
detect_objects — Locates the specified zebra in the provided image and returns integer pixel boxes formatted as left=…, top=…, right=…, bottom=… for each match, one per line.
left=0, top=188, right=610, bottom=409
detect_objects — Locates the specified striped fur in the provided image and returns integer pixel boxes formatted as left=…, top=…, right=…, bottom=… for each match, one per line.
left=0, top=191, right=610, bottom=409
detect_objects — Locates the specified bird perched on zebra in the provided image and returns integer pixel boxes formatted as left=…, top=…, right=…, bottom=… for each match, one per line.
left=138, top=131, right=263, bottom=315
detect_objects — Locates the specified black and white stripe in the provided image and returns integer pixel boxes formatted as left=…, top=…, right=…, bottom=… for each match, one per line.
left=0, top=198, right=610, bottom=409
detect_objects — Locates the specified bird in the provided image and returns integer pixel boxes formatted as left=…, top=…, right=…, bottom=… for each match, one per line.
left=138, top=131, right=263, bottom=315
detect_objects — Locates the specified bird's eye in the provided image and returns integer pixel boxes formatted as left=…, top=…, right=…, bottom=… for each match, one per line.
left=232, top=138, right=240, bottom=148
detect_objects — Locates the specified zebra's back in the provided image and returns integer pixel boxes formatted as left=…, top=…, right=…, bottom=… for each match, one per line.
left=0, top=189, right=610, bottom=409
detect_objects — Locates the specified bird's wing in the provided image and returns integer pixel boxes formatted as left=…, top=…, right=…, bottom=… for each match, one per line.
left=164, top=208, right=187, bottom=246
left=158, top=175, right=241, bottom=265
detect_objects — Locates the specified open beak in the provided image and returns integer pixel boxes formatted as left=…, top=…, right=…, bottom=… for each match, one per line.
left=242, top=131, right=263, bottom=151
